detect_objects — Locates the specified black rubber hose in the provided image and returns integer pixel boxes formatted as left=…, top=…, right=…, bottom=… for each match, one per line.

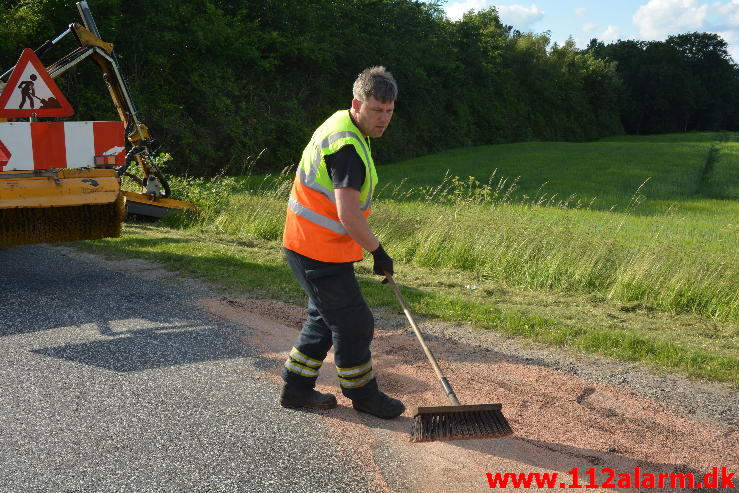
left=116, top=146, right=145, bottom=177
left=116, top=146, right=171, bottom=198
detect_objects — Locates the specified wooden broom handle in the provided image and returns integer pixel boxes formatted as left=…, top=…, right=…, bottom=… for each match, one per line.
left=385, top=273, right=461, bottom=406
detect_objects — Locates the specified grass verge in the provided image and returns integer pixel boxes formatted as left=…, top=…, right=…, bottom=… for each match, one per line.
left=74, top=224, right=738, bottom=386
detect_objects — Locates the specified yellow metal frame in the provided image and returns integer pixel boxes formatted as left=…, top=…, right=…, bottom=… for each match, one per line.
left=123, top=191, right=196, bottom=211
left=0, top=168, right=120, bottom=209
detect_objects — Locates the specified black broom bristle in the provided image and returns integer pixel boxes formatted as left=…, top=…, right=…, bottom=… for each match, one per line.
left=411, top=405, right=513, bottom=442
left=0, top=193, right=124, bottom=247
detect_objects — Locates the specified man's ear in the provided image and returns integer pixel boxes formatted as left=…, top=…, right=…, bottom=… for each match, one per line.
left=351, top=98, right=363, bottom=112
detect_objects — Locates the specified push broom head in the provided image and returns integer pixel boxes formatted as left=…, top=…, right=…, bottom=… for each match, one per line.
left=0, top=194, right=125, bottom=247
left=412, top=403, right=513, bottom=442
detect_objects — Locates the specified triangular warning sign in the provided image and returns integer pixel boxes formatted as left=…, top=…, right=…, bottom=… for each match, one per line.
left=0, top=48, right=74, bottom=118
left=0, top=139, right=10, bottom=170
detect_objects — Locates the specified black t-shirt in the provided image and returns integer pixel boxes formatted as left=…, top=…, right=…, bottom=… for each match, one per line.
left=325, top=144, right=366, bottom=191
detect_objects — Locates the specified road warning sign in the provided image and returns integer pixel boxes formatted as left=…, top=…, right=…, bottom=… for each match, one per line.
left=0, top=139, right=10, bottom=170
left=0, top=48, right=74, bottom=118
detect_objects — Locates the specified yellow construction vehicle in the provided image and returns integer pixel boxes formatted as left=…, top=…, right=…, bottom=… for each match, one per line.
left=0, top=1, right=194, bottom=247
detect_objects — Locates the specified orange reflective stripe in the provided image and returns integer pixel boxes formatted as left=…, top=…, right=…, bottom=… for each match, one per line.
left=284, top=210, right=364, bottom=262
left=292, top=179, right=340, bottom=222
left=288, top=197, right=347, bottom=235
left=283, top=183, right=369, bottom=263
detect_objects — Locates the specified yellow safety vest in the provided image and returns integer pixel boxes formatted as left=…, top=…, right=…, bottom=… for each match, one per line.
left=283, top=110, right=378, bottom=262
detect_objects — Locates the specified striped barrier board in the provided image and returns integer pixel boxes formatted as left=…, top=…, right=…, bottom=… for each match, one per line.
left=0, top=121, right=124, bottom=171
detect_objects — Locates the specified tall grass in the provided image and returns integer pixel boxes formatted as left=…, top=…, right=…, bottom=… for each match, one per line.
left=164, top=168, right=292, bottom=241
left=373, top=195, right=738, bottom=321
left=164, top=134, right=738, bottom=322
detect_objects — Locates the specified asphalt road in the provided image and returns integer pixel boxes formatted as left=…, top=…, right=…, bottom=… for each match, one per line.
left=0, top=245, right=379, bottom=492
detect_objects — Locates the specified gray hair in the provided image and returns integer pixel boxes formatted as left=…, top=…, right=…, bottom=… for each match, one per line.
left=352, top=66, right=398, bottom=102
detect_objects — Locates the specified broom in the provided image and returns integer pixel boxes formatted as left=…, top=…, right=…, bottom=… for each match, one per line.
left=0, top=193, right=125, bottom=247
left=384, top=273, right=513, bottom=442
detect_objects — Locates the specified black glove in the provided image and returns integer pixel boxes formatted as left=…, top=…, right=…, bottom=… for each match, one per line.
left=371, top=243, right=394, bottom=280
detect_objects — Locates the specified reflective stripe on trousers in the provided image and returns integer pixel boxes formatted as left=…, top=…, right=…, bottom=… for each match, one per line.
left=284, top=347, right=323, bottom=378
left=336, top=360, right=375, bottom=389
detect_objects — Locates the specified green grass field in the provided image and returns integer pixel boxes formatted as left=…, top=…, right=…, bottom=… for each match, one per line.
left=81, top=132, right=738, bottom=384
left=377, top=132, right=737, bottom=209
left=369, top=134, right=738, bottom=322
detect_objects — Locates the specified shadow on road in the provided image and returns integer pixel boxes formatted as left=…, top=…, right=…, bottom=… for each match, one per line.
left=32, top=325, right=250, bottom=371
left=1, top=244, right=256, bottom=371
left=284, top=402, right=416, bottom=433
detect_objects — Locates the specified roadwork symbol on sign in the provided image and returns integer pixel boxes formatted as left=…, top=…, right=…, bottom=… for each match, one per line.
left=0, top=139, right=10, bottom=170
left=0, top=48, right=74, bottom=118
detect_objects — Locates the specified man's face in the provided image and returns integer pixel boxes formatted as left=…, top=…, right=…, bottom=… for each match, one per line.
left=352, top=96, right=395, bottom=138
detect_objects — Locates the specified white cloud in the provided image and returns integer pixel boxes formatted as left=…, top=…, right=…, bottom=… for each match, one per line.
left=630, top=0, right=739, bottom=59
left=497, top=3, right=545, bottom=28
left=633, top=0, right=709, bottom=39
left=445, top=0, right=492, bottom=21
left=575, top=7, right=587, bottom=17
left=600, top=25, right=621, bottom=42
left=582, top=23, right=598, bottom=33
left=707, top=1, right=739, bottom=61
left=714, top=0, right=739, bottom=27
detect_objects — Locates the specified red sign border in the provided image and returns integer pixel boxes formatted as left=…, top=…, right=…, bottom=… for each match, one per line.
left=0, top=48, right=74, bottom=118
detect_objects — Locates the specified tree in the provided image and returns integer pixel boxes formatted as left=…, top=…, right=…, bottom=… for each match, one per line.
left=667, top=32, right=739, bottom=130
left=2, top=0, right=627, bottom=175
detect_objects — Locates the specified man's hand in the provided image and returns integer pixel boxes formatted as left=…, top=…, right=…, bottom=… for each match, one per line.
left=371, top=244, right=393, bottom=278
left=335, top=187, right=392, bottom=281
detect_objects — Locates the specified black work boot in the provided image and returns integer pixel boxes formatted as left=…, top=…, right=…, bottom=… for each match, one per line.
left=352, top=391, right=405, bottom=419
left=280, top=385, right=337, bottom=410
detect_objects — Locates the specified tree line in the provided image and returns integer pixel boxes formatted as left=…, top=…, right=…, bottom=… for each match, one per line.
left=1, top=0, right=737, bottom=175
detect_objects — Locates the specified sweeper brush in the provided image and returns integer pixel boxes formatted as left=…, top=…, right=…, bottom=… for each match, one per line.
left=385, top=274, right=513, bottom=442
left=0, top=192, right=125, bottom=247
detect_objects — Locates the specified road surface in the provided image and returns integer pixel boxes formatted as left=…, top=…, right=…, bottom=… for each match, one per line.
left=1, top=244, right=736, bottom=492
left=0, top=245, right=384, bottom=492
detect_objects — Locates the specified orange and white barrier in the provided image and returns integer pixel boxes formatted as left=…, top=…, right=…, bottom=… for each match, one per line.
left=0, top=121, right=124, bottom=171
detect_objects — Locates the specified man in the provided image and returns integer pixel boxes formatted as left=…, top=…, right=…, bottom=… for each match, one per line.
left=280, top=66, right=404, bottom=419
left=18, top=74, right=37, bottom=110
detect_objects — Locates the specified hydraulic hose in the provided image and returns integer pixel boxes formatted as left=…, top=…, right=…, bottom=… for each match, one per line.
left=147, top=158, right=172, bottom=198
left=116, top=146, right=145, bottom=177
left=116, top=146, right=171, bottom=198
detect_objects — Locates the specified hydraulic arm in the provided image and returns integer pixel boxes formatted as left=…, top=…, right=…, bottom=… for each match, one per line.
left=0, top=2, right=193, bottom=247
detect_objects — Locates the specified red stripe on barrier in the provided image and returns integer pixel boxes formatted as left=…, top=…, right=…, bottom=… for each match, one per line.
left=31, top=122, right=66, bottom=169
left=93, top=121, right=125, bottom=165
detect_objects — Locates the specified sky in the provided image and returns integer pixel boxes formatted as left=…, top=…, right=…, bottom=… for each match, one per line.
left=444, top=0, right=739, bottom=62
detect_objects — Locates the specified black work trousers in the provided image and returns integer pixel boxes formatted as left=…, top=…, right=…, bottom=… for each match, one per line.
left=282, top=248, right=378, bottom=400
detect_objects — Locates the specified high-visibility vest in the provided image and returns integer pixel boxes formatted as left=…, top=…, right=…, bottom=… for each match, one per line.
left=283, top=110, right=378, bottom=263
